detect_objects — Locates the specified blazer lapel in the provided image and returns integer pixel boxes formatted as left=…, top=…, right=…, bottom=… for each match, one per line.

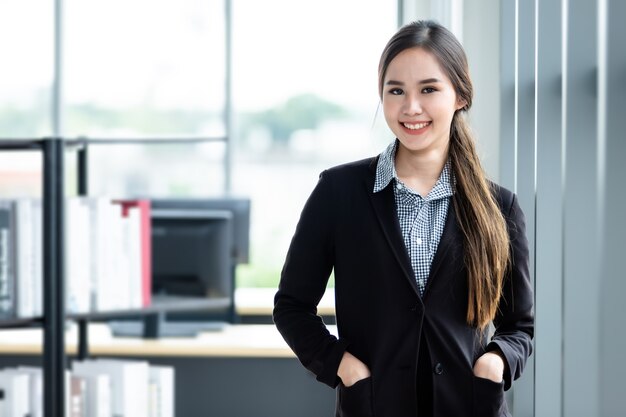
left=366, top=159, right=420, bottom=297
left=424, top=201, right=460, bottom=296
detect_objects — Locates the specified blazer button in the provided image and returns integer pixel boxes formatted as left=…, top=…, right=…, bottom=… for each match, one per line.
left=433, top=363, right=444, bottom=375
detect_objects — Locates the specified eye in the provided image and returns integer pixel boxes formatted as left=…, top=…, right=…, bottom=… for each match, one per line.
left=388, top=88, right=404, bottom=95
left=422, top=87, right=437, bottom=94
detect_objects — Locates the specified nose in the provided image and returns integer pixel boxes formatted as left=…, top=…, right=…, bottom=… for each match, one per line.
left=402, top=93, right=423, bottom=115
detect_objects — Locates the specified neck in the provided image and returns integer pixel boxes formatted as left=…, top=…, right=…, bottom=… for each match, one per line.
left=393, top=143, right=448, bottom=197
left=394, top=144, right=448, bottom=182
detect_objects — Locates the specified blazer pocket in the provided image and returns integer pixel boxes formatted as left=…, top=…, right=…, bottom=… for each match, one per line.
left=472, top=375, right=508, bottom=417
left=337, top=377, right=374, bottom=417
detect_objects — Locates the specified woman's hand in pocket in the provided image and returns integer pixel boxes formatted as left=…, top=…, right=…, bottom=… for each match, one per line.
left=338, top=351, right=371, bottom=387
left=473, top=351, right=505, bottom=383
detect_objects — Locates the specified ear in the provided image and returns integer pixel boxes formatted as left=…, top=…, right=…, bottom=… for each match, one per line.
left=455, top=98, right=468, bottom=111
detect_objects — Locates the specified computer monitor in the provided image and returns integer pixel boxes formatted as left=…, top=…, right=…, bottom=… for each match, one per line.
left=151, top=208, right=233, bottom=299
left=150, top=197, right=250, bottom=265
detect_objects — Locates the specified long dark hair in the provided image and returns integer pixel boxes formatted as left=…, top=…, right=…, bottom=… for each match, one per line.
left=378, top=20, right=510, bottom=331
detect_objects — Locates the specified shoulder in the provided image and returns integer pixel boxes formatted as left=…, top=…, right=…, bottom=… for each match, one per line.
left=321, top=156, right=377, bottom=184
left=488, top=181, right=516, bottom=214
left=487, top=182, right=527, bottom=233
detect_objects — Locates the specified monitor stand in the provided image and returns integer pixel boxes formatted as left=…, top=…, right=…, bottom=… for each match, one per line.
left=108, top=313, right=228, bottom=338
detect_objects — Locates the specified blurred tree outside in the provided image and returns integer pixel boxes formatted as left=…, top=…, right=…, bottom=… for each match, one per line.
left=240, top=93, right=348, bottom=148
left=234, top=93, right=349, bottom=288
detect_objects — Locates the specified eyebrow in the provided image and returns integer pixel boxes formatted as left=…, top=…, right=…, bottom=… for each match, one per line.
left=385, top=78, right=442, bottom=86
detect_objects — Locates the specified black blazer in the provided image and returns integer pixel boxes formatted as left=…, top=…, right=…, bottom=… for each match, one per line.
left=274, top=156, right=534, bottom=417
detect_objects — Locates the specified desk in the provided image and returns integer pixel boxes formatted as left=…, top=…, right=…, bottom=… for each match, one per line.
left=0, top=324, right=336, bottom=417
left=0, top=323, right=321, bottom=357
left=235, top=287, right=335, bottom=317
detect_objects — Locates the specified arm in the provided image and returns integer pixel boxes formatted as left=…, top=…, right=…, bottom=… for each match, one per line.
left=486, top=193, right=535, bottom=390
left=273, top=170, right=350, bottom=388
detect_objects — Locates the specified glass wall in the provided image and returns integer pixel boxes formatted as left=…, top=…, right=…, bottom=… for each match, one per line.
left=0, top=0, right=54, bottom=137
left=231, top=0, right=397, bottom=287
left=64, top=0, right=226, bottom=138
left=0, top=0, right=53, bottom=197
left=0, top=0, right=398, bottom=289
left=64, top=0, right=228, bottom=198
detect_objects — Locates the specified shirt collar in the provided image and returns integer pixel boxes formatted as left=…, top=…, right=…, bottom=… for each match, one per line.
left=373, top=139, right=454, bottom=200
left=373, top=140, right=398, bottom=193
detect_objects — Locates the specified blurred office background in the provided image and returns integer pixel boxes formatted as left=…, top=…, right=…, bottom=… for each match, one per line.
left=1, top=0, right=624, bottom=416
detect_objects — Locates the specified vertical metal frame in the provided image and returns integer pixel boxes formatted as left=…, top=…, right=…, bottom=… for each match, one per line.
left=562, top=0, right=600, bottom=415
left=77, top=141, right=89, bottom=360
left=52, top=0, right=63, bottom=137
left=534, top=0, right=564, bottom=415
left=43, top=138, right=65, bottom=417
left=510, top=1, right=537, bottom=415
left=599, top=0, right=626, bottom=414
left=224, top=0, right=233, bottom=194
left=499, top=0, right=517, bottom=191
left=77, top=142, right=88, bottom=196
left=515, top=0, right=536, bottom=271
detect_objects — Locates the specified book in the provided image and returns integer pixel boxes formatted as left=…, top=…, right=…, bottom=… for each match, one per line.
left=70, top=375, right=87, bottom=417
left=0, top=200, right=16, bottom=319
left=0, top=388, right=5, bottom=417
left=66, top=197, right=92, bottom=314
left=71, top=361, right=112, bottom=417
left=0, top=369, right=30, bottom=417
left=148, top=365, right=174, bottom=417
left=113, top=200, right=152, bottom=308
left=15, top=198, right=36, bottom=319
left=30, top=199, right=43, bottom=317
left=15, top=366, right=43, bottom=417
left=75, top=359, right=149, bottom=417
left=86, top=197, right=120, bottom=312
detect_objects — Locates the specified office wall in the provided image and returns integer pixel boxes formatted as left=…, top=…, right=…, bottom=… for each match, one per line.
left=463, top=0, right=501, bottom=180
left=500, top=0, right=626, bottom=416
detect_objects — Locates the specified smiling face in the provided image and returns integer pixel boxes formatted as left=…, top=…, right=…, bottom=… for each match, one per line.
left=382, top=47, right=465, bottom=158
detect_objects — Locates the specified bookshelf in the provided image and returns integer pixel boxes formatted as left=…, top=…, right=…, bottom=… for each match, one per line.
left=0, top=138, right=65, bottom=417
left=0, top=136, right=232, bottom=416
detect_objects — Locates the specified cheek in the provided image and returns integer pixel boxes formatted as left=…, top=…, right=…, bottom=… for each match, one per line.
left=382, top=97, right=403, bottom=115
left=432, top=101, right=459, bottom=123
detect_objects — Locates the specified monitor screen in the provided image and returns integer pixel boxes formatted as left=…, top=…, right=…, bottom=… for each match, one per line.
left=151, top=209, right=233, bottom=301
left=151, top=198, right=250, bottom=264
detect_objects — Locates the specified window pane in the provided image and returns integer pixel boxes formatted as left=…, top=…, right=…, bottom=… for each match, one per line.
left=0, top=0, right=53, bottom=137
left=232, top=0, right=397, bottom=288
left=64, top=0, right=226, bottom=137
left=84, top=141, right=226, bottom=198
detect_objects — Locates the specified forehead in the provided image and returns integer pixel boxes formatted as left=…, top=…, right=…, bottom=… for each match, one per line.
left=384, top=47, right=448, bottom=81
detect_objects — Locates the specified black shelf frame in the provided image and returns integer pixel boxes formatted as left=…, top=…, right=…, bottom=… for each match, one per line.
left=0, top=137, right=232, bottom=416
left=42, top=138, right=65, bottom=417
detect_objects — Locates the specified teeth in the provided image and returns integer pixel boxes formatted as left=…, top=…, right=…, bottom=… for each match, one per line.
left=403, top=122, right=430, bottom=130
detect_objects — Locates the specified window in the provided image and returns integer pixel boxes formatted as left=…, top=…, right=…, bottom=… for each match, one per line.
left=65, top=0, right=228, bottom=198
left=0, top=0, right=53, bottom=197
left=0, top=0, right=399, bottom=289
left=0, top=0, right=53, bottom=138
left=232, top=0, right=397, bottom=287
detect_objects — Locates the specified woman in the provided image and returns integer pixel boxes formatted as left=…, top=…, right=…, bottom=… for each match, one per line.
left=273, top=20, right=533, bottom=417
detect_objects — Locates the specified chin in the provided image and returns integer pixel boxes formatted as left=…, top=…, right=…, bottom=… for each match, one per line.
left=397, top=137, right=431, bottom=152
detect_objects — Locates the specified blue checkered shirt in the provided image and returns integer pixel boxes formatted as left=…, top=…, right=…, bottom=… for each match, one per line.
left=373, top=140, right=453, bottom=296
